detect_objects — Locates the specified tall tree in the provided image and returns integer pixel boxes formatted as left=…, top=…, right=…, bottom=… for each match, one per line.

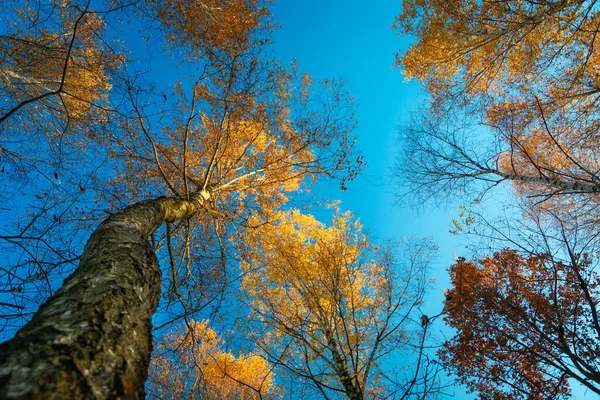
left=241, top=209, right=439, bottom=399
left=0, top=0, right=359, bottom=396
left=394, top=0, right=600, bottom=396
left=0, top=196, right=193, bottom=398
left=0, top=0, right=299, bottom=332
left=106, top=28, right=357, bottom=331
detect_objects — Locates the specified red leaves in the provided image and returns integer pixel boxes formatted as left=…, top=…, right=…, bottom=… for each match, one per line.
left=441, top=250, right=600, bottom=398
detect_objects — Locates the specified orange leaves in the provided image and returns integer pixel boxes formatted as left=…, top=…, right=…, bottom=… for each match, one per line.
left=441, top=250, right=600, bottom=398
left=242, top=209, right=372, bottom=313
left=157, top=99, right=316, bottom=212
left=202, top=353, right=274, bottom=399
left=148, top=320, right=275, bottom=399
left=114, top=12, right=357, bottom=222
left=1, top=4, right=116, bottom=121
left=489, top=93, right=600, bottom=217
left=141, top=67, right=356, bottom=226
left=396, top=0, right=598, bottom=103
left=395, top=0, right=600, bottom=191
left=151, top=0, right=268, bottom=56
left=396, top=0, right=600, bottom=232
left=240, top=209, right=433, bottom=396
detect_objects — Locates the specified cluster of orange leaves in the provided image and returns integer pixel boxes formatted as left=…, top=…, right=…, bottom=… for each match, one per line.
left=396, top=0, right=600, bottom=212
left=148, top=320, right=275, bottom=399
left=242, top=209, right=388, bottom=331
left=152, top=0, right=268, bottom=55
left=1, top=3, right=116, bottom=119
left=396, top=0, right=600, bottom=101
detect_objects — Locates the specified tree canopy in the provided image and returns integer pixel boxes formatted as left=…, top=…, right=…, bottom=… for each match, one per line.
left=0, top=0, right=358, bottom=332
left=242, top=209, right=438, bottom=399
left=0, top=1, right=440, bottom=398
left=148, top=320, right=276, bottom=399
left=395, top=0, right=600, bottom=397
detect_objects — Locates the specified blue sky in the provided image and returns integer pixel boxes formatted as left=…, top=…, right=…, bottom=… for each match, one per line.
left=271, top=1, right=472, bottom=397
left=271, top=0, right=462, bottom=284
left=269, top=2, right=595, bottom=399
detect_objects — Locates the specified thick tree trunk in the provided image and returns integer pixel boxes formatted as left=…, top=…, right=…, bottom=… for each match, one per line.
left=0, top=196, right=202, bottom=399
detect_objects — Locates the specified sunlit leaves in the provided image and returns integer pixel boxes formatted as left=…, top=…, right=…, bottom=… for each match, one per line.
left=396, top=0, right=600, bottom=203
left=148, top=320, right=275, bottom=399
left=150, top=0, right=270, bottom=56
left=395, top=0, right=600, bottom=103
left=240, top=209, right=435, bottom=398
left=1, top=1, right=117, bottom=124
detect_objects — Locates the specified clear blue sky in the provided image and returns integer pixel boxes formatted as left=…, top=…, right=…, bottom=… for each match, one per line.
left=271, top=1, right=471, bottom=397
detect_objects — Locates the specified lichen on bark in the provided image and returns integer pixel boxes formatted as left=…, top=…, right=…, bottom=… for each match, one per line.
left=0, top=196, right=202, bottom=399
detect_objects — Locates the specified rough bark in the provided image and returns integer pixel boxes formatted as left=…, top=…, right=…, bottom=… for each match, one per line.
left=0, top=196, right=203, bottom=399
left=324, top=328, right=364, bottom=400
left=491, top=169, right=600, bottom=194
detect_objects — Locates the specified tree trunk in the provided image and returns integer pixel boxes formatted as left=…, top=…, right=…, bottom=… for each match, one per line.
left=324, top=328, right=364, bottom=400
left=0, top=196, right=202, bottom=399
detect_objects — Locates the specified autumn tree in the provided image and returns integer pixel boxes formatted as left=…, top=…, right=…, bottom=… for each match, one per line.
left=394, top=0, right=600, bottom=396
left=105, top=26, right=357, bottom=333
left=147, top=320, right=275, bottom=399
left=441, top=249, right=600, bottom=399
left=241, top=209, right=439, bottom=399
left=0, top=0, right=124, bottom=329
left=396, top=0, right=600, bottom=106
left=394, top=0, right=600, bottom=220
left=0, top=0, right=301, bottom=331
left=0, top=0, right=359, bottom=397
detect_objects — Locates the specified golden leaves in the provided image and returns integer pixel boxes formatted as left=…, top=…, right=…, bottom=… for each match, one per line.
left=236, top=210, right=436, bottom=396
left=151, top=0, right=268, bottom=56
left=1, top=5, right=116, bottom=120
left=242, top=208, right=396, bottom=373
left=395, top=0, right=600, bottom=113
left=148, top=320, right=275, bottom=399
left=242, top=209, right=369, bottom=304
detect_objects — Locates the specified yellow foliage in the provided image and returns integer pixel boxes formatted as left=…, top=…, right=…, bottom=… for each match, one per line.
left=1, top=4, right=116, bottom=119
left=396, top=0, right=600, bottom=223
left=148, top=320, right=275, bottom=399
left=241, top=208, right=413, bottom=394
left=151, top=0, right=268, bottom=55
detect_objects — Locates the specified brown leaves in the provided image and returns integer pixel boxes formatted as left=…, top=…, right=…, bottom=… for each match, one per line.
left=441, top=250, right=600, bottom=398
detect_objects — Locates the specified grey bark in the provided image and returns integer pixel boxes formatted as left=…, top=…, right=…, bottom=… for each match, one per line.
left=0, top=196, right=203, bottom=399
left=324, top=328, right=363, bottom=400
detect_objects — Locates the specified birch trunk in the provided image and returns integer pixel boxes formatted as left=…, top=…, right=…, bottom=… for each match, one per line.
left=0, top=196, right=202, bottom=399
